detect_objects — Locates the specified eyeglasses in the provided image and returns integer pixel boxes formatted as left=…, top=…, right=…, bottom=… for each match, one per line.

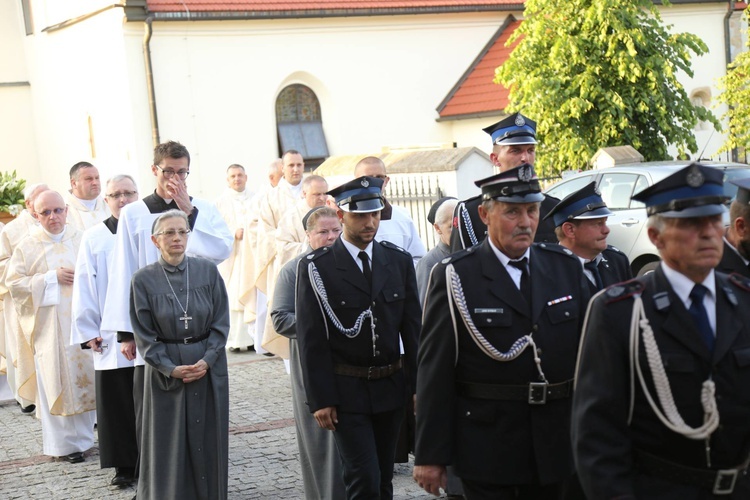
left=37, top=208, right=66, bottom=217
left=155, top=229, right=191, bottom=238
left=106, top=191, right=137, bottom=200
left=156, top=165, right=190, bottom=179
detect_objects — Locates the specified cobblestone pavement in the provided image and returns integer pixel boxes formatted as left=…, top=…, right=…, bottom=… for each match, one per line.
left=0, top=351, right=435, bottom=499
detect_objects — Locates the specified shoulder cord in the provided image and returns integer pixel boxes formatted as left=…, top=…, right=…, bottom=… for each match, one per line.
left=628, top=294, right=719, bottom=440
left=446, top=263, right=547, bottom=382
left=307, top=261, right=376, bottom=354
left=459, top=203, right=479, bottom=248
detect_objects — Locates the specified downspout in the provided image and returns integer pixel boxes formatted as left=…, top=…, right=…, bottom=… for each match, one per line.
left=143, top=16, right=159, bottom=148
left=724, top=0, right=737, bottom=162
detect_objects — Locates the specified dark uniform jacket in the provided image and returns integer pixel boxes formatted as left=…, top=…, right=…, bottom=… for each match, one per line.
left=573, top=266, right=750, bottom=499
left=450, top=194, right=559, bottom=251
left=717, top=240, right=750, bottom=278
left=295, top=237, right=421, bottom=415
left=414, top=239, right=588, bottom=485
left=585, top=245, right=633, bottom=294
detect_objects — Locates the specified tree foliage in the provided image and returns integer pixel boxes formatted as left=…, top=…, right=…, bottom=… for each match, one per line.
left=495, top=0, right=719, bottom=177
left=717, top=8, right=750, bottom=155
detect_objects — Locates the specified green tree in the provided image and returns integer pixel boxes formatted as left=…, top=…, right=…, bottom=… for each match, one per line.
left=496, top=0, right=719, bottom=177
left=717, top=9, right=750, bottom=157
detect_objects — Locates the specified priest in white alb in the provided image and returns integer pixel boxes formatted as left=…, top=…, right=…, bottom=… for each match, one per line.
left=72, top=175, right=140, bottom=486
left=7, top=190, right=95, bottom=464
left=215, top=164, right=255, bottom=351
left=65, top=162, right=110, bottom=231
left=0, top=183, right=50, bottom=414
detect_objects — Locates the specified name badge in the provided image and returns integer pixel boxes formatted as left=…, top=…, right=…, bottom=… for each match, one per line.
left=474, top=308, right=504, bottom=314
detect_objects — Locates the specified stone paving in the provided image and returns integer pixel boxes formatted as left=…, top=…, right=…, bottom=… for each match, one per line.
left=0, top=350, right=435, bottom=499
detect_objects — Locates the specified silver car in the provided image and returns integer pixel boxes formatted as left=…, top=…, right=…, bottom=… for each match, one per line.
left=544, top=161, right=750, bottom=275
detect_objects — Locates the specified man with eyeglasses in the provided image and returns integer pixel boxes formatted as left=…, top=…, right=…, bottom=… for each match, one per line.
left=6, top=190, right=96, bottom=464
left=65, top=161, right=111, bottom=232
left=0, top=183, right=49, bottom=416
left=215, top=164, right=256, bottom=353
left=71, top=175, right=139, bottom=488
left=100, top=140, right=232, bottom=477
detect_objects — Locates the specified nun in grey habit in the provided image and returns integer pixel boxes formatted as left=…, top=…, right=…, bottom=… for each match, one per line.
left=130, top=210, right=229, bottom=500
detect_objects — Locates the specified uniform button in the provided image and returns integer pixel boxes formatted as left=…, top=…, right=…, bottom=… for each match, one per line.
left=198, top=447, right=202, bottom=452
left=394, top=293, right=399, bottom=298
left=374, top=334, right=379, bottom=340
left=486, top=318, right=492, bottom=323
left=537, top=348, right=543, bottom=356
left=372, top=301, right=376, bottom=306
left=340, top=301, right=346, bottom=305
left=465, top=411, right=471, bottom=417
left=194, top=392, right=198, bottom=396
left=532, top=324, right=539, bottom=332
left=201, top=476, right=206, bottom=480
left=373, top=318, right=378, bottom=324
left=375, top=350, right=380, bottom=356
left=196, top=419, right=200, bottom=423
left=564, top=311, right=570, bottom=317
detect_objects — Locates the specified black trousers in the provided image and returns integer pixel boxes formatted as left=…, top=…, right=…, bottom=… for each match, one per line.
left=460, top=478, right=565, bottom=500
left=95, top=367, right=138, bottom=469
left=332, top=408, right=404, bottom=500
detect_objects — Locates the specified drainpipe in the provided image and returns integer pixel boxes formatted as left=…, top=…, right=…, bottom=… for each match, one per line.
left=724, top=0, right=737, bottom=162
left=143, top=15, right=159, bottom=148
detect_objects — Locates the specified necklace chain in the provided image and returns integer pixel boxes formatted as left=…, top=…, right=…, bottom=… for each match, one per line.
left=161, top=259, right=190, bottom=317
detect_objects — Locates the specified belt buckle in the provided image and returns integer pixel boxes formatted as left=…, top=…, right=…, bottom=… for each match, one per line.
left=367, top=366, right=375, bottom=380
left=528, top=382, right=548, bottom=405
left=713, top=469, right=738, bottom=495
left=183, top=337, right=193, bottom=345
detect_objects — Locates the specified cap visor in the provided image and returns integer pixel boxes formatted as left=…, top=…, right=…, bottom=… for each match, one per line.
left=572, top=207, right=615, bottom=220
left=659, top=204, right=727, bottom=219
left=495, top=136, right=537, bottom=146
left=340, top=197, right=384, bottom=213
left=492, top=192, right=545, bottom=204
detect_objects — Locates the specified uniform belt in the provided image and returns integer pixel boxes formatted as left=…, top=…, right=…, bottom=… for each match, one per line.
left=634, top=449, right=749, bottom=495
left=156, top=332, right=210, bottom=345
left=456, top=379, right=574, bottom=405
left=333, top=359, right=403, bottom=380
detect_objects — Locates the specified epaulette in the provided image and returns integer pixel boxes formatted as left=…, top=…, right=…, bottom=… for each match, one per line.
left=379, top=240, right=408, bottom=254
left=605, top=245, right=626, bottom=256
left=729, top=272, right=750, bottom=292
left=304, top=246, right=331, bottom=261
left=603, top=278, right=645, bottom=304
left=440, top=244, right=477, bottom=265
left=535, top=242, right=576, bottom=258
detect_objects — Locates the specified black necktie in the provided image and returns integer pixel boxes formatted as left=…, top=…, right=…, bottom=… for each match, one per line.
left=358, top=251, right=372, bottom=290
left=584, top=260, right=604, bottom=290
left=688, top=284, right=714, bottom=352
left=508, top=258, right=531, bottom=306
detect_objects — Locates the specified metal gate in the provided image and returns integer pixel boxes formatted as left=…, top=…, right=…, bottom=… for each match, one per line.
left=384, top=175, right=444, bottom=250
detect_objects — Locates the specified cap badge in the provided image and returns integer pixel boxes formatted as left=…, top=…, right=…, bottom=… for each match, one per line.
left=361, top=178, right=370, bottom=188
left=518, top=164, right=533, bottom=182
left=514, top=115, right=525, bottom=127
left=685, top=165, right=704, bottom=188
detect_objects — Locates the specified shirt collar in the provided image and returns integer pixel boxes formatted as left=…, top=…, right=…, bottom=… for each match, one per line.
left=661, top=261, right=716, bottom=304
left=341, top=237, right=373, bottom=264
left=487, top=238, right=530, bottom=267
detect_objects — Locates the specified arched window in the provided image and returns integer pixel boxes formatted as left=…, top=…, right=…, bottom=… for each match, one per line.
left=690, top=88, right=712, bottom=132
left=276, top=84, right=329, bottom=169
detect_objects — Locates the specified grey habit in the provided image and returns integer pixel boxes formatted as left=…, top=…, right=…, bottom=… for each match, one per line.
left=130, top=256, right=230, bottom=500
left=271, top=249, right=347, bottom=500
left=415, top=240, right=451, bottom=305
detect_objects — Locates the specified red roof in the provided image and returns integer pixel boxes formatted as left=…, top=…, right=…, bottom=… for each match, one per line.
left=147, top=0, right=524, bottom=13
left=437, top=17, right=520, bottom=120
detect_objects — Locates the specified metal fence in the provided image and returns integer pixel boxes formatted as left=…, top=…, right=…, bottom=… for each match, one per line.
left=384, top=175, right=444, bottom=250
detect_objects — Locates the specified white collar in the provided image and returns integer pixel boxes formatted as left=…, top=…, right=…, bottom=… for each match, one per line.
left=661, top=262, right=716, bottom=304
left=341, top=237, right=373, bottom=266
left=487, top=238, right=531, bottom=267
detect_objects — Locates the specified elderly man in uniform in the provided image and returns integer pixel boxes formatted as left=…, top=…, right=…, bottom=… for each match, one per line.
left=0, top=183, right=48, bottom=414
left=717, top=178, right=750, bottom=277
left=71, top=175, right=139, bottom=486
left=416, top=197, right=457, bottom=304
left=414, top=164, right=589, bottom=499
left=573, top=163, right=750, bottom=499
left=296, top=176, right=421, bottom=499
left=451, top=113, right=558, bottom=251
left=8, top=190, right=96, bottom=463
left=544, top=182, right=632, bottom=293
left=215, top=164, right=255, bottom=352
left=65, top=161, right=110, bottom=231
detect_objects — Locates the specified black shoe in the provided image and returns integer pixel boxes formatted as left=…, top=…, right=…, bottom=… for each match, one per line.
left=20, top=403, right=35, bottom=414
left=64, top=452, right=85, bottom=464
left=262, top=352, right=275, bottom=357
left=111, top=467, right=136, bottom=487
left=247, top=345, right=255, bottom=351
left=228, top=347, right=239, bottom=353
